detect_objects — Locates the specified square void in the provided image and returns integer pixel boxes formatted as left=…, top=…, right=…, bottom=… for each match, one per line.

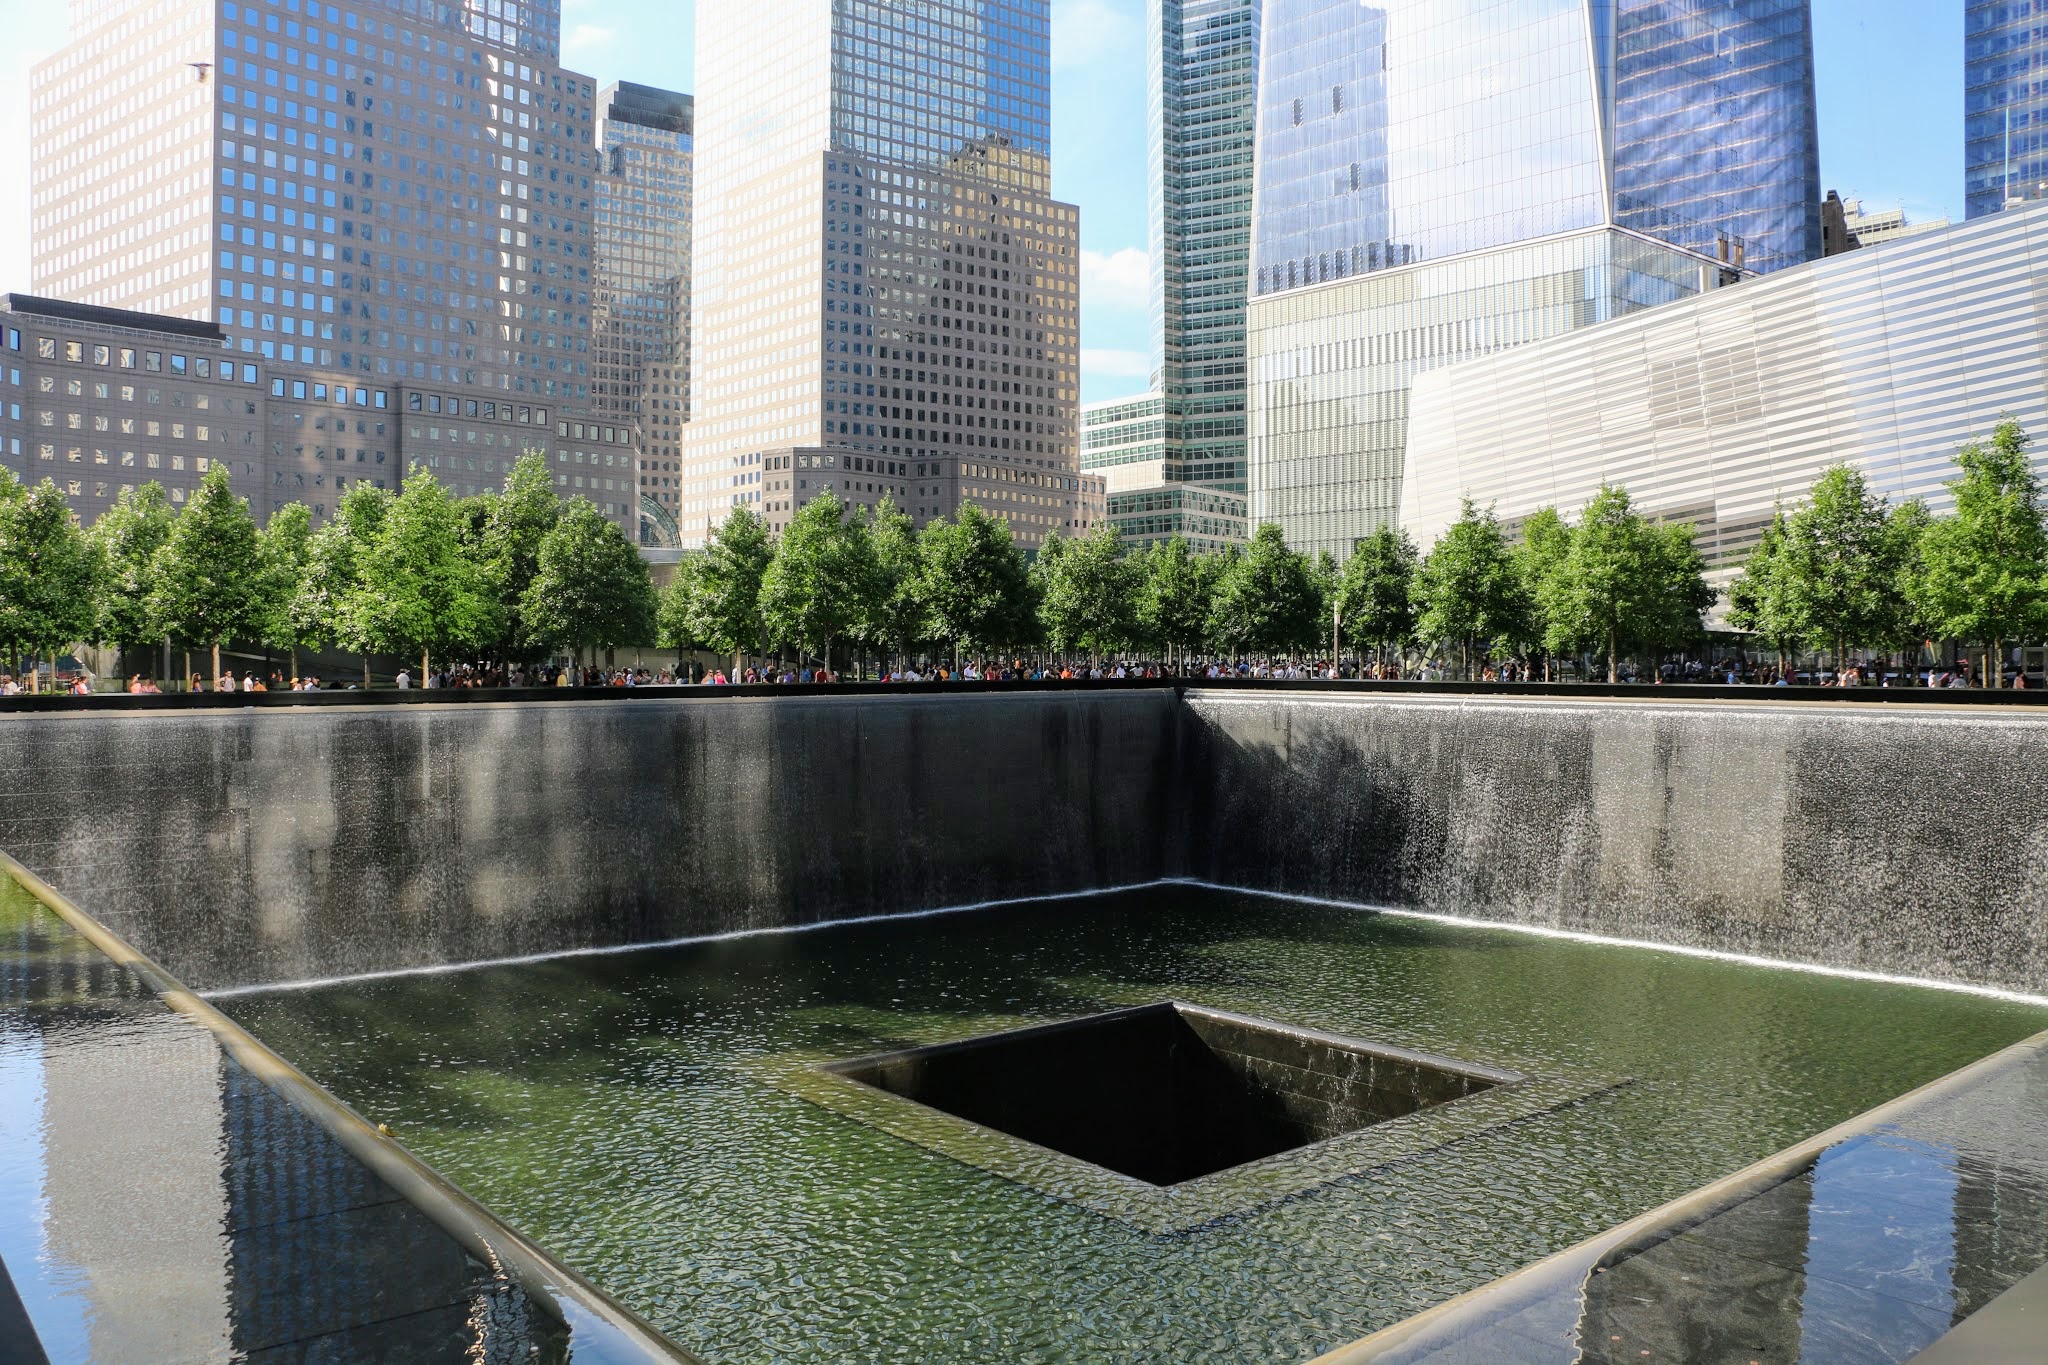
left=822, top=1002, right=1513, bottom=1188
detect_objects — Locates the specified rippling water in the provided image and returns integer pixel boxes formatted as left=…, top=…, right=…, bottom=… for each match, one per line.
left=219, top=887, right=2048, bottom=1364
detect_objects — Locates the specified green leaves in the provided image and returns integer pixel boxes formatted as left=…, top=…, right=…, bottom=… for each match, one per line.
left=1034, top=521, right=1136, bottom=659
left=1911, top=420, right=2048, bottom=680
left=912, top=502, right=1033, bottom=654
left=360, top=465, right=494, bottom=672
left=1540, top=485, right=1713, bottom=681
left=689, top=506, right=774, bottom=660
left=759, top=493, right=874, bottom=663
left=521, top=496, right=656, bottom=661
left=1135, top=535, right=1215, bottom=657
left=1208, top=523, right=1323, bottom=656
left=146, top=465, right=264, bottom=652
left=0, top=471, right=103, bottom=682
left=85, top=481, right=174, bottom=650
left=1413, top=500, right=1525, bottom=674
left=1336, top=525, right=1417, bottom=656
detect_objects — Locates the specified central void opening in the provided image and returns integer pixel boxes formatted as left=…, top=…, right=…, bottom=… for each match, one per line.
left=823, top=1001, right=1504, bottom=1186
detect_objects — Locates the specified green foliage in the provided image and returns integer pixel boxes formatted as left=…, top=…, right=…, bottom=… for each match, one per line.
left=913, top=502, right=1033, bottom=654
left=759, top=493, right=874, bottom=662
left=1208, top=522, right=1322, bottom=656
left=478, top=451, right=562, bottom=655
left=1726, top=505, right=1799, bottom=666
left=1413, top=500, right=1524, bottom=675
left=1135, top=535, right=1214, bottom=657
left=656, top=554, right=704, bottom=657
left=0, top=472, right=103, bottom=685
left=1034, top=521, right=1136, bottom=658
left=521, top=496, right=657, bottom=661
left=1778, top=464, right=1898, bottom=665
left=690, top=506, right=774, bottom=661
left=296, top=481, right=392, bottom=660
left=1542, top=485, right=1713, bottom=681
left=256, top=500, right=314, bottom=653
left=86, top=481, right=175, bottom=651
left=146, top=466, right=265, bottom=670
left=362, top=465, right=493, bottom=674
left=1336, top=525, right=1417, bottom=657
left=1912, top=419, right=2048, bottom=682
left=1883, top=498, right=1937, bottom=680
left=857, top=497, right=924, bottom=659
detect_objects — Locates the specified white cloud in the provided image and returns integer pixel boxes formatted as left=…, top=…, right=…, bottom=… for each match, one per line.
left=1082, top=348, right=1152, bottom=380
left=1053, top=0, right=1142, bottom=71
left=1081, top=246, right=1150, bottom=312
left=562, top=24, right=617, bottom=59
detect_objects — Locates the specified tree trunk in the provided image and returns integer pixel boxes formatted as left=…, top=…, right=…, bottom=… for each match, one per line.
left=289, top=644, right=299, bottom=685
left=183, top=649, right=192, bottom=691
left=1608, top=626, right=1618, bottom=685
left=211, top=641, right=221, bottom=690
left=362, top=654, right=371, bottom=689
left=1995, top=639, right=2006, bottom=688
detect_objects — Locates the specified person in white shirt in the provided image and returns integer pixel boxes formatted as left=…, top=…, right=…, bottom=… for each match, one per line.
left=395, top=668, right=412, bottom=690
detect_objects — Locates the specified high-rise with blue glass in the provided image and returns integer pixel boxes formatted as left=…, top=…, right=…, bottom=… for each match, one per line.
left=1084, top=0, right=1261, bottom=552
left=1245, top=0, right=1820, bottom=558
left=1965, top=2, right=2048, bottom=219
left=683, top=1, right=1097, bottom=550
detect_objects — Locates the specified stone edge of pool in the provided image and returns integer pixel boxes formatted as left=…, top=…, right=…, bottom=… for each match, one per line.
left=0, top=850, right=700, bottom=1365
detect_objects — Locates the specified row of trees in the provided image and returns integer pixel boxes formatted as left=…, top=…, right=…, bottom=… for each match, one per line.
left=0, top=453, right=654, bottom=687
left=1730, top=419, right=2048, bottom=686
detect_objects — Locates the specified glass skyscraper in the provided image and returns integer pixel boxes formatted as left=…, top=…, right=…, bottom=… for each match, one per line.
left=1966, top=1, right=2048, bottom=219
left=684, top=1, right=1096, bottom=550
left=1245, top=0, right=1820, bottom=558
left=592, top=82, right=693, bottom=546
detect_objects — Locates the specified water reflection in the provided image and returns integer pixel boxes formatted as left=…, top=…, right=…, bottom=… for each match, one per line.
left=0, top=881, right=575, bottom=1364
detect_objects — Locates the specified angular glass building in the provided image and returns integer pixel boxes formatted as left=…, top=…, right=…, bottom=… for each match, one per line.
left=1246, top=0, right=1820, bottom=559
left=1966, top=0, right=2048, bottom=219
left=684, top=1, right=1098, bottom=550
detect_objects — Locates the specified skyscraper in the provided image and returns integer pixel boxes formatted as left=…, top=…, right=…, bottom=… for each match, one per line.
left=1966, top=1, right=2048, bottom=219
left=683, top=1, right=1096, bottom=551
left=1245, top=0, right=1821, bottom=559
left=1151, top=0, right=1261, bottom=492
left=27, top=0, right=631, bottom=524
left=591, top=81, right=692, bottom=546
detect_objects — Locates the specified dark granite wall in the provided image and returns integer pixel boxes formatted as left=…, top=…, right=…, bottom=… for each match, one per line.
left=0, top=692, right=1179, bottom=991
left=1177, top=692, right=2048, bottom=993
left=5, top=687, right=2046, bottom=994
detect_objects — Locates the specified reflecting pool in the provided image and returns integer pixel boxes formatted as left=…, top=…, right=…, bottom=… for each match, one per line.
left=218, top=886, right=2048, bottom=1364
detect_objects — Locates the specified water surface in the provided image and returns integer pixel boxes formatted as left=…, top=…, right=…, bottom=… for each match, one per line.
left=219, top=886, right=2048, bottom=1364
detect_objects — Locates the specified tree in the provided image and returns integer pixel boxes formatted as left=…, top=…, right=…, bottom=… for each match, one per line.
left=1336, top=525, right=1418, bottom=668
left=147, top=465, right=265, bottom=687
left=1035, top=521, right=1136, bottom=661
left=521, top=496, right=657, bottom=665
left=1208, top=523, right=1322, bottom=659
left=914, top=502, right=1032, bottom=660
left=1883, top=498, right=1936, bottom=685
left=1726, top=505, right=1801, bottom=679
left=759, top=492, right=874, bottom=667
left=857, top=497, right=924, bottom=669
left=477, top=450, right=561, bottom=659
left=656, top=554, right=704, bottom=669
left=1543, top=485, right=1712, bottom=683
left=297, top=482, right=393, bottom=687
left=690, top=505, right=774, bottom=674
left=362, top=465, right=493, bottom=680
left=1913, top=420, right=2048, bottom=686
left=1779, top=464, right=1896, bottom=672
left=256, top=501, right=314, bottom=679
left=1136, top=535, right=1214, bottom=665
left=1413, top=500, right=1523, bottom=679
left=86, top=481, right=176, bottom=665
left=0, top=474, right=103, bottom=691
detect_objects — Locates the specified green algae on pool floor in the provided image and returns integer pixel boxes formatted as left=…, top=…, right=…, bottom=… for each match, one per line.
left=217, top=886, right=2048, bottom=1365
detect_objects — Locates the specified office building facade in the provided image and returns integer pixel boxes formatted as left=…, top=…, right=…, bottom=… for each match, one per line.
left=28, top=0, right=628, bottom=526
left=1967, top=1, right=2048, bottom=219
left=1401, top=202, right=2048, bottom=613
left=591, top=81, right=692, bottom=545
left=683, top=1, right=1095, bottom=551
left=1245, top=0, right=1820, bottom=559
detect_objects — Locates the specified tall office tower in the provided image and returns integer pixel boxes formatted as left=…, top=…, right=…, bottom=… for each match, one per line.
left=1245, top=0, right=1821, bottom=559
left=31, top=0, right=596, bottom=409
left=1966, top=2, right=2048, bottom=218
left=683, top=1, right=1095, bottom=551
left=1150, top=0, right=1260, bottom=493
left=592, top=81, right=693, bottom=546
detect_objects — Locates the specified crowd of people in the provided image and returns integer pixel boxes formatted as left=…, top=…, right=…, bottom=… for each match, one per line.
left=4, top=652, right=2035, bottom=695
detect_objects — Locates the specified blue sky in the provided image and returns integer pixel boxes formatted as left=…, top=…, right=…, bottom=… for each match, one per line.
left=0, top=0, right=1963, bottom=402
